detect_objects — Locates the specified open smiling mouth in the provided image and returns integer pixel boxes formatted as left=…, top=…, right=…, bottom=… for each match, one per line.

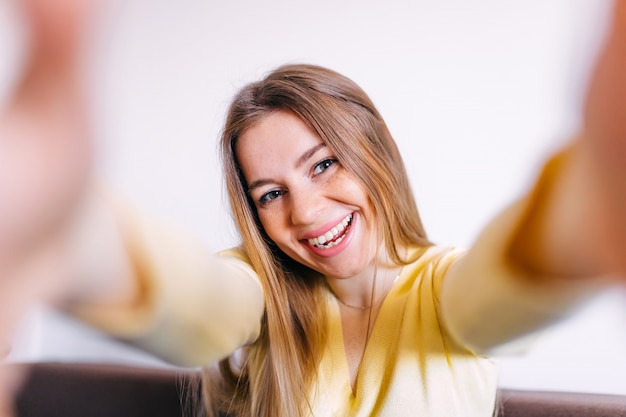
left=307, top=214, right=353, bottom=249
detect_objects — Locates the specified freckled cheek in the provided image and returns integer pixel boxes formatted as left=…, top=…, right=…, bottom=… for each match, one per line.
left=333, top=175, right=376, bottom=231
left=257, top=210, right=291, bottom=246
left=331, top=173, right=370, bottom=207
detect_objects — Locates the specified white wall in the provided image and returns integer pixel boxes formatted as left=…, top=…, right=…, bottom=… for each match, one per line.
left=2, top=0, right=626, bottom=395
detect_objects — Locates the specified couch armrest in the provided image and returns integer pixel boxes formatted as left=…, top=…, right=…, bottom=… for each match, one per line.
left=497, top=388, right=626, bottom=417
left=11, top=362, right=626, bottom=417
left=13, top=362, right=199, bottom=417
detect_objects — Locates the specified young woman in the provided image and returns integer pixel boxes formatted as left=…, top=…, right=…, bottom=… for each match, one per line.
left=190, top=62, right=617, bottom=416
left=2, top=1, right=626, bottom=417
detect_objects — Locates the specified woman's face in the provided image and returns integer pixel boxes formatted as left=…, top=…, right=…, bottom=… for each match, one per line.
left=236, top=110, right=379, bottom=279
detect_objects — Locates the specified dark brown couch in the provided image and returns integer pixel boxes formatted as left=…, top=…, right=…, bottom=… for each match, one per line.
left=11, top=362, right=626, bottom=416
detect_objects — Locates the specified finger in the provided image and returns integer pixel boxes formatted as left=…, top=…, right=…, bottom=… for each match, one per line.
left=19, top=0, right=91, bottom=57
left=582, top=0, right=626, bottom=276
left=584, top=0, right=626, bottom=149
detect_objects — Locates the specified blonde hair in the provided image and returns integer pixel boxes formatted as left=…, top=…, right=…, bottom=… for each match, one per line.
left=203, top=64, right=431, bottom=417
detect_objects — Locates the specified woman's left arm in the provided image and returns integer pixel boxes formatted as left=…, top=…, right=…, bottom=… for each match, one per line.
left=440, top=1, right=626, bottom=354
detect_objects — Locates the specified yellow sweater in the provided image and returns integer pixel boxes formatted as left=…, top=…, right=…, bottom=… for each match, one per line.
left=312, top=246, right=498, bottom=416
left=79, top=241, right=501, bottom=415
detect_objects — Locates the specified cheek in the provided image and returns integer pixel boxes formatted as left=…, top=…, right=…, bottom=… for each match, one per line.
left=334, top=174, right=371, bottom=210
left=257, top=210, right=285, bottom=244
left=338, top=178, right=377, bottom=231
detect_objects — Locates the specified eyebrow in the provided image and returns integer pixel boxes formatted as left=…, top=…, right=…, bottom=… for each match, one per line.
left=296, top=143, right=326, bottom=168
left=247, top=143, right=327, bottom=193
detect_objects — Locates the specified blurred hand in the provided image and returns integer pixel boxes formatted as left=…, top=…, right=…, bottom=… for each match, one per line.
left=0, top=0, right=99, bottom=415
left=582, top=0, right=626, bottom=278
left=0, top=0, right=95, bottom=267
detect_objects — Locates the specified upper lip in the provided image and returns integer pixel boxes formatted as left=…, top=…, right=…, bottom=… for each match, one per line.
left=299, top=213, right=354, bottom=241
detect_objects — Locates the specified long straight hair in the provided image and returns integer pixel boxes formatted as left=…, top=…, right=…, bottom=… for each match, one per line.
left=204, top=64, right=431, bottom=417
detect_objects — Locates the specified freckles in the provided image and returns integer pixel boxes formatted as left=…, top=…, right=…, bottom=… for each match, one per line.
left=257, top=212, right=274, bottom=233
left=332, top=171, right=366, bottom=199
left=258, top=209, right=286, bottom=240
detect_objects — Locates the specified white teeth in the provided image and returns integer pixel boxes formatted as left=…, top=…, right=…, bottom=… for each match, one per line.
left=307, top=214, right=353, bottom=248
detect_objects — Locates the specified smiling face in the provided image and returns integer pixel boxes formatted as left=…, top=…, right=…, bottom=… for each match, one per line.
left=236, top=110, right=380, bottom=279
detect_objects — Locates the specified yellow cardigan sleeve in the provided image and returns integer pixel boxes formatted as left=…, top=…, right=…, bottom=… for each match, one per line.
left=439, top=151, right=613, bottom=355
left=70, top=199, right=264, bottom=367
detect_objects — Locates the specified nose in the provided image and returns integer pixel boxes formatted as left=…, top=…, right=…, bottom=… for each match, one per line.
left=289, top=186, right=322, bottom=226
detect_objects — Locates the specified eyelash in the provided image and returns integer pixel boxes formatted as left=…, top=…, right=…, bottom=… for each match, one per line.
left=256, top=158, right=339, bottom=206
left=313, top=158, right=337, bottom=175
left=258, top=189, right=284, bottom=206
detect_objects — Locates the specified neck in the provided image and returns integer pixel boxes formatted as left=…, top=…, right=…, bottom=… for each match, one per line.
left=326, top=262, right=404, bottom=309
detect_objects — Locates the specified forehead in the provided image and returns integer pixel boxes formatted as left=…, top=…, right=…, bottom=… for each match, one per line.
left=235, top=110, right=325, bottom=182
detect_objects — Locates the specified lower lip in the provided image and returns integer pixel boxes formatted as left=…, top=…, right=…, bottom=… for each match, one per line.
left=304, top=213, right=357, bottom=258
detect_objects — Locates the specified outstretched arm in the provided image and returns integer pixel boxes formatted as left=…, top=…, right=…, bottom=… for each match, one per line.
left=64, top=195, right=265, bottom=367
left=0, top=0, right=265, bottom=376
left=0, top=0, right=93, bottom=278
left=0, top=1, right=97, bottom=414
left=506, top=0, right=626, bottom=281
left=441, top=1, right=626, bottom=353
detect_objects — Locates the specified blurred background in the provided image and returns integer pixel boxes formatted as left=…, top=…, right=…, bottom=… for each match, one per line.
left=1, top=0, right=625, bottom=395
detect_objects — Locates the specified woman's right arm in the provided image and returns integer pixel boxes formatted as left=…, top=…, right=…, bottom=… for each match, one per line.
left=0, top=0, right=264, bottom=369
left=64, top=190, right=265, bottom=367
